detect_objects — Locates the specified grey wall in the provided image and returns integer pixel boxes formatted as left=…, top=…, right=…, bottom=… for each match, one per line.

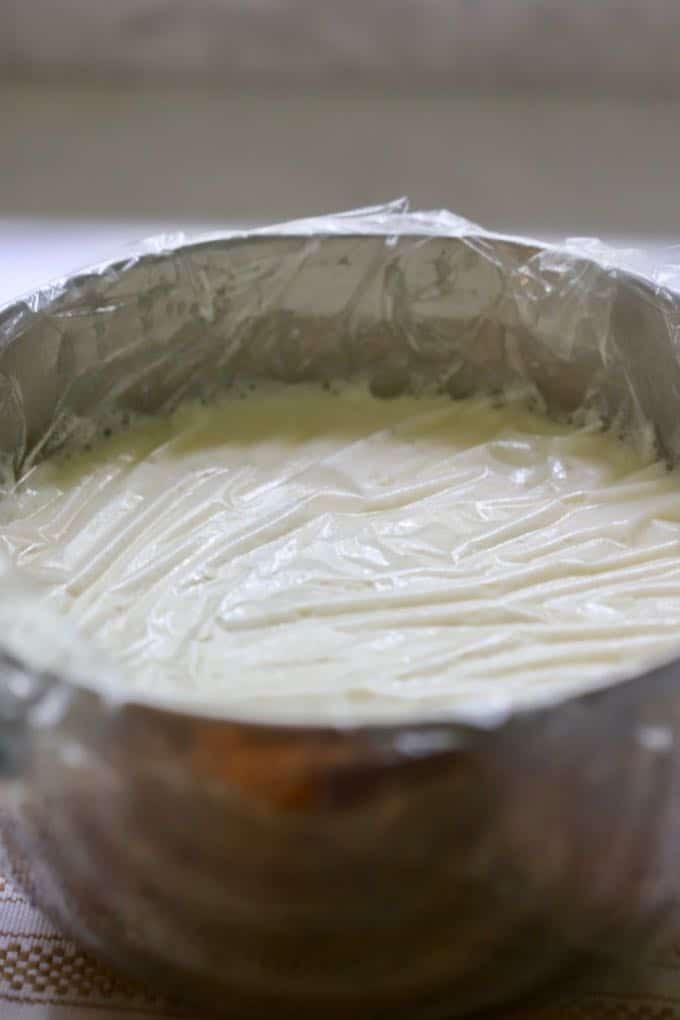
left=3, top=1, right=680, bottom=94
left=2, top=81, right=679, bottom=239
left=3, top=3, right=679, bottom=238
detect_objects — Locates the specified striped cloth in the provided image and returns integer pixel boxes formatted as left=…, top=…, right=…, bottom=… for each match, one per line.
left=2, top=863, right=680, bottom=1019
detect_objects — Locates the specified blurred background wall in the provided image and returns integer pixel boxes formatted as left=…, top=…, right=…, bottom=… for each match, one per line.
left=1, top=1, right=679, bottom=259
left=5, top=1, right=680, bottom=92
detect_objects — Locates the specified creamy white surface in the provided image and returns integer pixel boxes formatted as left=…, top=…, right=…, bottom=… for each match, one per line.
left=3, top=386, right=680, bottom=723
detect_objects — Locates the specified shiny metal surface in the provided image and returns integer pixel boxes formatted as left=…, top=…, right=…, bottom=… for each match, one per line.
left=1, top=208, right=680, bottom=1017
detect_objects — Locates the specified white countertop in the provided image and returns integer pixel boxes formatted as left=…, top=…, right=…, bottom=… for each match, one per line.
left=0, top=219, right=207, bottom=305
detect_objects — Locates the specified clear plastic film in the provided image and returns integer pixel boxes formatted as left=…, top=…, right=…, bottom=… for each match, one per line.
left=1, top=204, right=680, bottom=1017
left=1, top=201, right=680, bottom=719
left=1, top=199, right=679, bottom=487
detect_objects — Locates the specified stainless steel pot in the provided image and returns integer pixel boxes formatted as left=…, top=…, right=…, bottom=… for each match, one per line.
left=1, top=208, right=680, bottom=1017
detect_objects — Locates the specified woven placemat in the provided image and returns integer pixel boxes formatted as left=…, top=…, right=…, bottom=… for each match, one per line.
left=1, top=862, right=680, bottom=1019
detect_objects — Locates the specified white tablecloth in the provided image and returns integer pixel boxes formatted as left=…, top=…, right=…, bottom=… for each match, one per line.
left=0, top=863, right=192, bottom=1019
left=3, top=855, right=680, bottom=1019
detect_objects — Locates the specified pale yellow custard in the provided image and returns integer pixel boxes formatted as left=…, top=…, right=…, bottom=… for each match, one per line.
left=3, top=385, right=680, bottom=723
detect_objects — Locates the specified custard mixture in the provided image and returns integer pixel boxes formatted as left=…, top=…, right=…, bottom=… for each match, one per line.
left=3, top=385, right=679, bottom=722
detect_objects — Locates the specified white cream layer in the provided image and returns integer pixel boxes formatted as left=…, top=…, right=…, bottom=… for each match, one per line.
left=2, top=385, right=680, bottom=723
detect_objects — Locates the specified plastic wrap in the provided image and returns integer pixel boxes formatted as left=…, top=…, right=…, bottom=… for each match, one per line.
left=2, top=200, right=680, bottom=702
left=2, top=200, right=680, bottom=706
left=2, top=199, right=680, bottom=487
left=1, top=203, right=680, bottom=1018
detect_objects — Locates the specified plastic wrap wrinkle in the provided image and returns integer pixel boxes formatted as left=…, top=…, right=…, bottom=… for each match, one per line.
left=0, top=202, right=679, bottom=726
left=5, top=385, right=680, bottom=725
